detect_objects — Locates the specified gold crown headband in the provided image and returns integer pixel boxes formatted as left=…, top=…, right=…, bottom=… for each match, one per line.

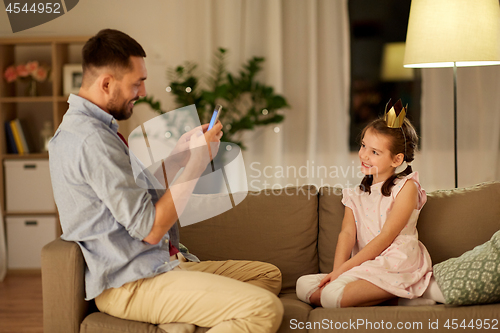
left=384, top=99, right=408, bottom=164
left=384, top=99, right=407, bottom=129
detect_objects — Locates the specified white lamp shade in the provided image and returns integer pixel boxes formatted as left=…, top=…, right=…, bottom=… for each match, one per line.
left=404, top=0, right=500, bottom=68
left=381, top=42, right=414, bottom=81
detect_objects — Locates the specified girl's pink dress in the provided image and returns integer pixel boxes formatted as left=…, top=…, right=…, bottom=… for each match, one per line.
left=341, top=172, right=432, bottom=299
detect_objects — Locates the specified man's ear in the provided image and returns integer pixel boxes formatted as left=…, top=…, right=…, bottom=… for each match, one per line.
left=392, top=153, right=404, bottom=167
left=98, top=73, right=114, bottom=95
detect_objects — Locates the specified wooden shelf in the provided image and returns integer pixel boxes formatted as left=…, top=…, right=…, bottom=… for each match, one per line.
left=57, top=96, right=70, bottom=102
left=0, top=36, right=89, bottom=246
left=2, top=153, right=49, bottom=160
left=0, top=36, right=89, bottom=45
left=0, top=96, right=54, bottom=103
left=0, top=96, right=69, bottom=103
left=5, top=211, right=57, bottom=216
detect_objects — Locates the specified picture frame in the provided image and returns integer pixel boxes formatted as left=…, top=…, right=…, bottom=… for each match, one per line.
left=63, top=64, right=83, bottom=96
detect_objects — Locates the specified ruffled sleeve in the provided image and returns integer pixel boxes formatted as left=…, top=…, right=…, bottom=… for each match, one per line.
left=341, top=187, right=356, bottom=210
left=391, top=171, right=427, bottom=210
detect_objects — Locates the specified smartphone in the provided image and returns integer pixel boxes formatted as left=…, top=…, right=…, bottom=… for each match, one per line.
left=208, top=105, right=223, bottom=130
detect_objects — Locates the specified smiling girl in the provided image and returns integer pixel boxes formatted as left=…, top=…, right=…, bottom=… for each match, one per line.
left=296, top=100, right=441, bottom=308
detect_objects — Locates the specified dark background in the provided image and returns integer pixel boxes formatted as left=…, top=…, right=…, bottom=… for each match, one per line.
left=349, top=0, right=421, bottom=151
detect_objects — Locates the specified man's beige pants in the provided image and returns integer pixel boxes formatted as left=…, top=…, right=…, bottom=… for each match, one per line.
left=95, top=254, right=283, bottom=333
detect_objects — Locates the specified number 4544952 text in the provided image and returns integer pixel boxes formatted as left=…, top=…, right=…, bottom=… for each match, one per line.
left=5, top=3, right=61, bottom=14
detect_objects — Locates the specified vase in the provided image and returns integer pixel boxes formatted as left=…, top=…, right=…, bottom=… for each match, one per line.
left=26, top=79, right=37, bottom=97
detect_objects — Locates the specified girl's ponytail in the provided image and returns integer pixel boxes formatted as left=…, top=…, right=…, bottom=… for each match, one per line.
left=380, top=163, right=413, bottom=196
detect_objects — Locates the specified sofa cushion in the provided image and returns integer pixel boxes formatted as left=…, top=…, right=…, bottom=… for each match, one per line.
left=307, top=304, right=500, bottom=333
left=277, top=294, right=313, bottom=333
left=417, top=181, right=500, bottom=265
left=81, top=314, right=212, bottom=333
left=317, top=187, right=344, bottom=273
left=81, top=296, right=310, bottom=333
left=80, top=313, right=163, bottom=333
left=179, top=186, right=319, bottom=293
left=433, top=230, right=500, bottom=305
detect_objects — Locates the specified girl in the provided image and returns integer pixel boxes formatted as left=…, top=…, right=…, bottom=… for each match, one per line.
left=296, top=100, right=443, bottom=308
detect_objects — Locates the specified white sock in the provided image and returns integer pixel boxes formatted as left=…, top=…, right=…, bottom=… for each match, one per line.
left=422, top=276, right=446, bottom=304
left=398, top=276, right=445, bottom=306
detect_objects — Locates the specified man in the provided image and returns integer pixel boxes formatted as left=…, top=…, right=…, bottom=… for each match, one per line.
left=49, top=29, right=283, bottom=333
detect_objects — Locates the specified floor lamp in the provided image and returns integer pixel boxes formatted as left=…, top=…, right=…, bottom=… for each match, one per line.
left=403, top=0, right=500, bottom=188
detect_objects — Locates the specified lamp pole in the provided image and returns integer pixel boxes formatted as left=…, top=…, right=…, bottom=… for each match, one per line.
left=453, top=62, right=458, bottom=188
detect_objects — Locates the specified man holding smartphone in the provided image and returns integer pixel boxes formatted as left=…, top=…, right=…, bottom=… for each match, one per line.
left=49, top=29, right=283, bottom=333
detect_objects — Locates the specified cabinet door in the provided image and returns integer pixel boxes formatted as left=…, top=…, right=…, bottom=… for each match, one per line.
left=5, top=159, right=56, bottom=213
left=6, top=216, right=57, bottom=269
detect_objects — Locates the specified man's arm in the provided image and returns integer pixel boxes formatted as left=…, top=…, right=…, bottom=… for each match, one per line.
left=143, top=122, right=223, bottom=244
left=152, top=124, right=213, bottom=190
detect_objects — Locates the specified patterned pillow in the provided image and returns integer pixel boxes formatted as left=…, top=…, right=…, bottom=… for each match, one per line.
left=433, top=230, right=500, bottom=305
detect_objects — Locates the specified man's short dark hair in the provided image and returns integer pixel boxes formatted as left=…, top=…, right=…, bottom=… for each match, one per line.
left=82, top=29, right=146, bottom=73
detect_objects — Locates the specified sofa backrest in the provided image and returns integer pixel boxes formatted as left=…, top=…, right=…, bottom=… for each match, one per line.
left=417, top=181, right=500, bottom=265
left=179, top=186, right=319, bottom=294
left=317, top=181, right=500, bottom=272
left=317, top=187, right=345, bottom=273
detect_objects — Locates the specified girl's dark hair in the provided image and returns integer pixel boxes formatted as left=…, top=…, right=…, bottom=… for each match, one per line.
left=359, top=117, right=418, bottom=196
left=82, top=29, right=146, bottom=73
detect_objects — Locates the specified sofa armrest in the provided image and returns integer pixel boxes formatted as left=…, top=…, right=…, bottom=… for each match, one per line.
left=42, top=237, right=92, bottom=333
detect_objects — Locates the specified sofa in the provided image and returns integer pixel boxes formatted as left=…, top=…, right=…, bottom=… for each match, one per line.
left=41, top=181, right=500, bottom=333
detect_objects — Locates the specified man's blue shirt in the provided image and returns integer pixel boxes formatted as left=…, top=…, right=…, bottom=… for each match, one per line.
left=49, top=94, right=197, bottom=300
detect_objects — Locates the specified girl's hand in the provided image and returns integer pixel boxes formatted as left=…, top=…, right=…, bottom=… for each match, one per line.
left=318, top=269, right=342, bottom=288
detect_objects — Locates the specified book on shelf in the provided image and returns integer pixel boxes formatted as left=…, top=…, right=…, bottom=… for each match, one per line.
left=4, top=122, right=18, bottom=154
left=9, top=120, right=23, bottom=154
left=7, top=119, right=30, bottom=154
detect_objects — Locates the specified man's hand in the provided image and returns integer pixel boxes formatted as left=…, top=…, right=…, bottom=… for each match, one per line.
left=204, top=121, right=223, bottom=160
left=167, top=124, right=209, bottom=169
left=186, top=121, right=223, bottom=171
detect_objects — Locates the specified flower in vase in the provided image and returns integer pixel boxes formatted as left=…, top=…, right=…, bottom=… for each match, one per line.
left=3, top=65, right=17, bottom=83
left=3, top=61, right=50, bottom=87
left=16, top=64, right=30, bottom=77
left=32, top=66, right=48, bottom=82
left=26, top=61, right=39, bottom=74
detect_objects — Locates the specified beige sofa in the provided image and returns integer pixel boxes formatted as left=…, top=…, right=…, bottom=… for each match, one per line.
left=42, top=182, right=500, bottom=333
